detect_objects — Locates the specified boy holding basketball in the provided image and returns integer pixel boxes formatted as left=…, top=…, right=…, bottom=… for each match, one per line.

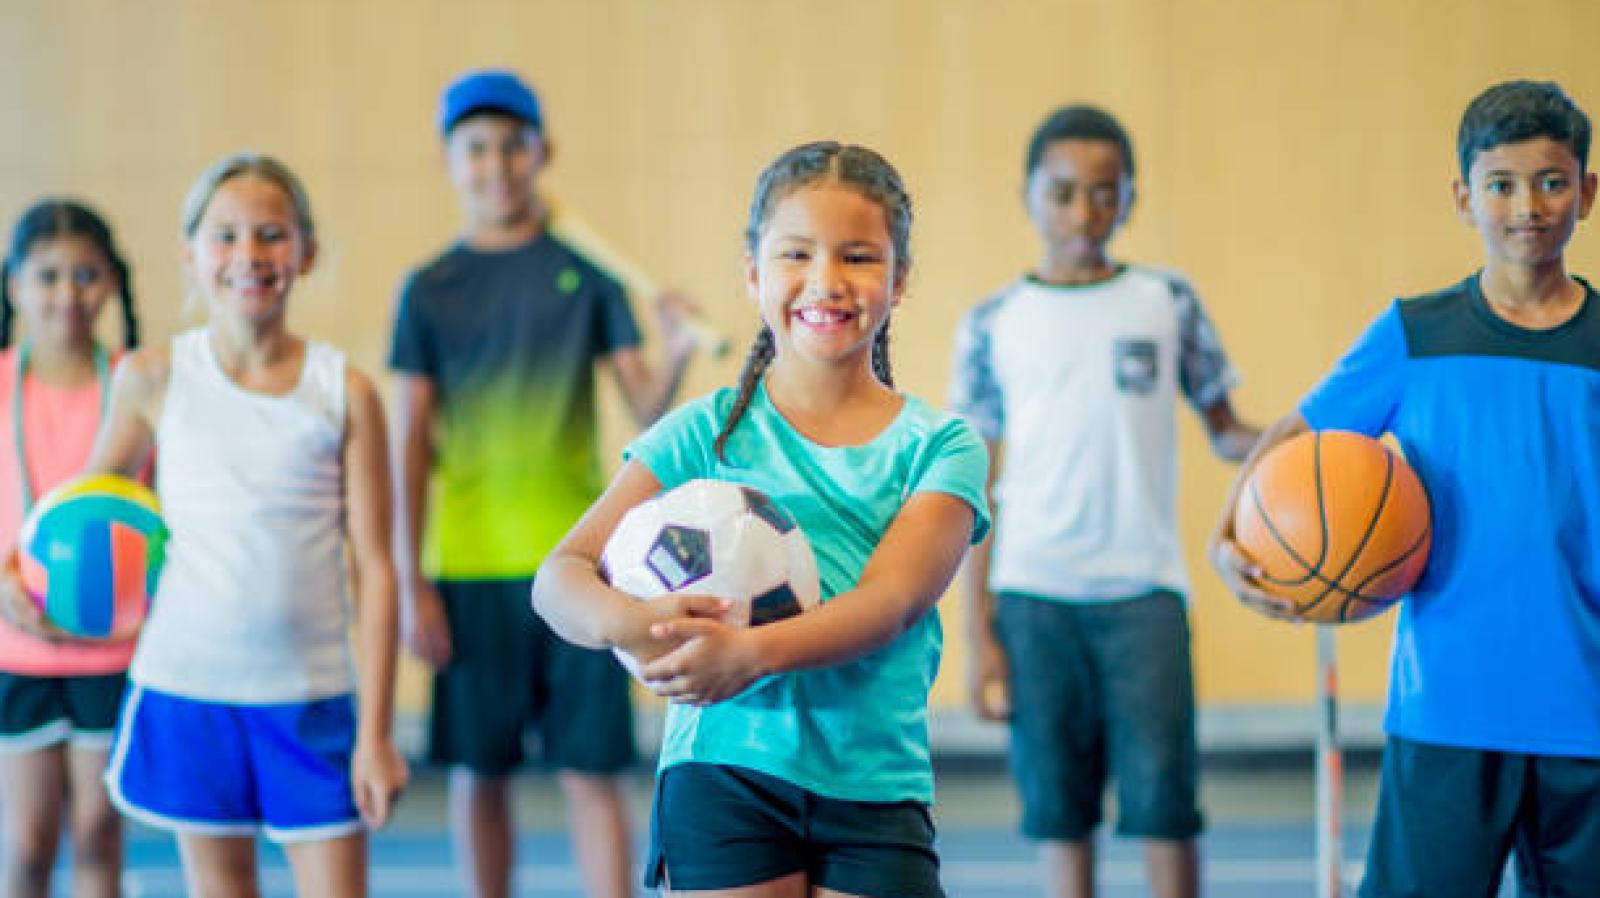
left=1212, top=80, right=1600, bottom=896
left=390, top=68, right=696, bottom=898
left=949, top=105, right=1258, bottom=898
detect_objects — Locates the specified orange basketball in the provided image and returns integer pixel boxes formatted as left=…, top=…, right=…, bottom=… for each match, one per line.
left=1233, top=430, right=1432, bottom=624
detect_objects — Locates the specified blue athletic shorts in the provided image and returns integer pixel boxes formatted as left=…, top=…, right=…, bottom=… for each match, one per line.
left=104, top=684, right=362, bottom=843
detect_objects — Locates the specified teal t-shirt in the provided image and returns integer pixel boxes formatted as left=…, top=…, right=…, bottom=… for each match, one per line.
left=624, top=380, right=991, bottom=804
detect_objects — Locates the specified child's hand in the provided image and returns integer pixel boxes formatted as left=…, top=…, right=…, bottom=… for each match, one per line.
left=1208, top=536, right=1301, bottom=623
left=969, top=631, right=1012, bottom=721
left=611, top=595, right=730, bottom=673
left=401, top=580, right=453, bottom=670
left=639, top=618, right=762, bottom=705
left=0, top=551, right=72, bottom=642
left=351, top=735, right=410, bottom=829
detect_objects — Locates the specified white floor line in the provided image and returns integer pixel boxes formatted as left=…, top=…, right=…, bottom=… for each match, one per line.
left=121, top=858, right=1369, bottom=895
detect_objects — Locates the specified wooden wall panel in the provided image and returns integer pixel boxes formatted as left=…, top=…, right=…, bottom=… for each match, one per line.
left=2, top=0, right=1595, bottom=712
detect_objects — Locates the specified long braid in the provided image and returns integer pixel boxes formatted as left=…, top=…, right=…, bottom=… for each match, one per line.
left=107, top=246, right=140, bottom=349
left=871, top=316, right=894, bottom=388
left=0, top=261, right=13, bottom=349
left=714, top=325, right=775, bottom=463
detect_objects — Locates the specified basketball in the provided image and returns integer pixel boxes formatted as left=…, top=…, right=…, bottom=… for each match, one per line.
left=17, top=473, right=167, bottom=640
left=1233, top=430, right=1431, bottom=624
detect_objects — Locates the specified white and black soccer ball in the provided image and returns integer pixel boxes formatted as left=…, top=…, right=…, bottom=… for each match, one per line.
left=600, top=479, right=821, bottom=676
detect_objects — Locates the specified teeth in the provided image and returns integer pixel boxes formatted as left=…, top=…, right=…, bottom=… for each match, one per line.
left=796, top=307, right=851, bottom=325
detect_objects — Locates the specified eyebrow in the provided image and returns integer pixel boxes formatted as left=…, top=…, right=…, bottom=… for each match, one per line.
left=1481, top=166, right=1573, bottom=178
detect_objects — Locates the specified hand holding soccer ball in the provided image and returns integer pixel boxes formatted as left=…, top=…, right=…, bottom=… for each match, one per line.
left=599, top=479, right=821, bottom=694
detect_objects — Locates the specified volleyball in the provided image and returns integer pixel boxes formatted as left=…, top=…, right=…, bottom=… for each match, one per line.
left=18, top=473, right=167, bottom=640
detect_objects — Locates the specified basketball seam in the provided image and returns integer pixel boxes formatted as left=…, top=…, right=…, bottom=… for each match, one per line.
left=1350, top=520, right=1432, bottom=599
left=1249, top=481, right=1324, bottom=587
left=1304, top=447, right=1395, bottom=620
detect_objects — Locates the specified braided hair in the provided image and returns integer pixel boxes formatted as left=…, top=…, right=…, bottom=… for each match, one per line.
left=1, top=199, right=140, bottom=349
left=713, top=142, right=912, bottom=463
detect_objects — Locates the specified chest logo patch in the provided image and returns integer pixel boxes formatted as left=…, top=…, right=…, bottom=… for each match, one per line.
left=1114, top=339, right=1159, bottom=395
left=557, top=268, right=582, bottom=294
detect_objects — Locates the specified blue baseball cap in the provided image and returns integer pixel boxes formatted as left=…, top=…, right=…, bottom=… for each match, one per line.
left=438, top=69, right=543, bottom=135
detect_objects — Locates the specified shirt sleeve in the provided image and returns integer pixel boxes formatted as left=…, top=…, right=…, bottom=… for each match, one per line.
left=1169, top=275, right=1241, bottom=412
left=593, top=274, right=643, bottom=357
left=1298, top=303, right=1407, bottom=438
left=622, top=393, right=720, bottom=488
left=387, top=272, right=436, bottom=377
left=909, top=416, right=993, bottom=546
left=946, top=302, right=1005, bottom=441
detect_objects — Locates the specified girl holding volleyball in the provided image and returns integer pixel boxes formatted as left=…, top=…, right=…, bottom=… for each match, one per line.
left=88, top=154, right=406, bottom=897
left=534, top=141, right=990, bottom=898
left=0, top=199, right=141, bottom=898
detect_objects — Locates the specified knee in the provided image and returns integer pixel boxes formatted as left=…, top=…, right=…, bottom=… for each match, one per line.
left=556, top=770, right=624, bottom=804
left=3, top=826, right=59, bottom=886
left=70, top=809, right=122, bottom=869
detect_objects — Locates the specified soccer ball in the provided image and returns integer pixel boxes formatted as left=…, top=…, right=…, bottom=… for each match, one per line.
left=599, top=479, right=821, bottom=676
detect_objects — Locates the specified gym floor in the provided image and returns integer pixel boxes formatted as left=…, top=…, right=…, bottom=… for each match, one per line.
left=99, top=752, right=1518, bottom=897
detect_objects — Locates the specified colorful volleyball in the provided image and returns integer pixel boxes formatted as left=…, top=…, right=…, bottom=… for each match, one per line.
left=17, top=473, right=166, bottom=641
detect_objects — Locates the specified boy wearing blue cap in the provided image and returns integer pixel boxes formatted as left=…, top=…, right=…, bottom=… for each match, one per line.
left=389, top=68, right=696, bottom=898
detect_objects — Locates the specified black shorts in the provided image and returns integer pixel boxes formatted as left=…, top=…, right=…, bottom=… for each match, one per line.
left=647, top=762, right=943, bottom=897
left=428, top=578, right=635, bottom=776
left=1360, top=736, right=1600, bottom=898
left=994, top=590, right=1203, bottom=840
left=0, top=670, right=126, bottom=754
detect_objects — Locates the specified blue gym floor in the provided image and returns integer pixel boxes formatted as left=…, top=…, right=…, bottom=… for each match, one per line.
left=86, top=756, right=1516, bottom=897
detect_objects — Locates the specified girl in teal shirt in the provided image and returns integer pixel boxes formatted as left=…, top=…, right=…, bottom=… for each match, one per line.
left=534, top=141, right=989, bottom=898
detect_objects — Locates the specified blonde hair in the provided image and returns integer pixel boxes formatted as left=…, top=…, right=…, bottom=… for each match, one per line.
left=180, top=152, right=316, bottom=244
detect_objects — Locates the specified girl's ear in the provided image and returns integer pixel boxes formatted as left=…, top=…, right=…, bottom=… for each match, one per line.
left=743, top=250, right=760, bottom=302
left=298, top=237, right=319, bottom=276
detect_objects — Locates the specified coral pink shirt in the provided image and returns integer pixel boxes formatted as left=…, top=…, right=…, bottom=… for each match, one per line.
left=0, top=347, right=136, bottom=675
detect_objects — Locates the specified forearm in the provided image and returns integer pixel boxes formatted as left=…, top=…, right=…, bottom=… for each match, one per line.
left=1213, top=411, right=1309, bottom=541
left=394, top=427, right=432, bottom=596
left=530, top=553, right=641, bottom=650
left=961, top=534, right=999, bottom=648
left=353, top=567, right=400, bottom=744
left=626, top=348, right=692, bottom=428
left=1211, top=421, right=1263, bottom=463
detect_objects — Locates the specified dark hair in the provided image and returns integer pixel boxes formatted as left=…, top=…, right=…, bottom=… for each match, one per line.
left=0, top=199, right=139, bottom=349
left=1457, top=80, right=1591, bottom=180
left=714, top=141, right=910, bottom=462
left=1024, top=105, right=1136, bottom=180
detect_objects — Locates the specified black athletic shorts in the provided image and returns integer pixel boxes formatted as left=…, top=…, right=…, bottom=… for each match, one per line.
left=427, top=578, right=635, bottom=776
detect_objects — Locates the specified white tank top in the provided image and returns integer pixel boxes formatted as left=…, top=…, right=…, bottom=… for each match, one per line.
left=131, top=328, right=354, bottom=703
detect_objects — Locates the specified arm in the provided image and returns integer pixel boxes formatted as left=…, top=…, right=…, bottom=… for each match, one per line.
left=531, top=460, right=730, bottom=659
left=1, top=349, right=167, bottom=637
left=1207, top=410, right=1308, bottom=620
left=389, top=372, right=450, bottom=668
left=962, top=438, right=1010, bottom=721
left=343, top=369, right=409, bottom=826
left=1200, top=395, right=1261, bottom=463
left=85, top=347, right=167, bottom=477
left=600, top=290, right=697, bottom=428
left=643, top=490, right=979, bottom=705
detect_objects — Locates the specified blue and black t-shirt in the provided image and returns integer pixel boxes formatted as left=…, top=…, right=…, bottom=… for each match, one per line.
left=1301, top=273, right=1600, bottom=757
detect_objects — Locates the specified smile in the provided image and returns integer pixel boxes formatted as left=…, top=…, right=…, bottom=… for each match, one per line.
left=793, top=306, right=857, bottom=326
